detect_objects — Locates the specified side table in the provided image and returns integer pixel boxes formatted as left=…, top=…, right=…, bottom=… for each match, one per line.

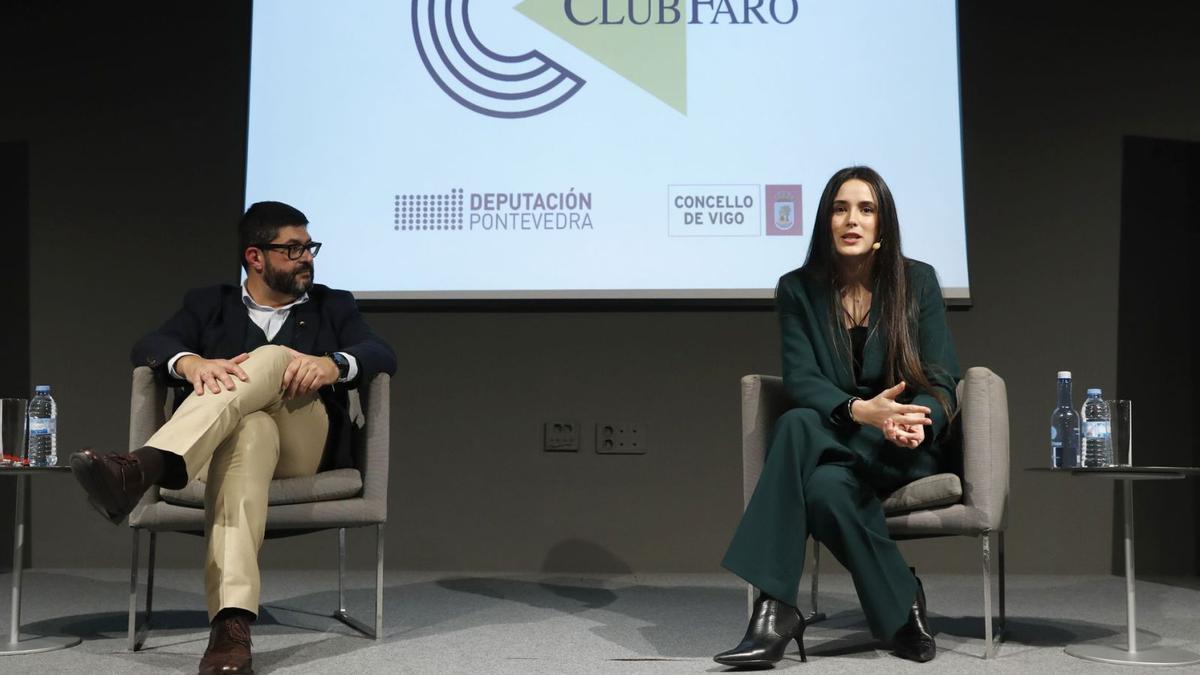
left=1031, top=466, right=1200, bottom=666
left=1, top=466, right=82, bottom=655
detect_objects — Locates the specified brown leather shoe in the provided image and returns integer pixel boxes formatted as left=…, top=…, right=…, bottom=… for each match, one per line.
left=69, top=448, right=153, bottom=525
left=198, top=614, right=254, bottom=675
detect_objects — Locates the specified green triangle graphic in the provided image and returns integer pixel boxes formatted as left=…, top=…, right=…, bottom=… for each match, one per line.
left=515, top=0, right=687, bottom=114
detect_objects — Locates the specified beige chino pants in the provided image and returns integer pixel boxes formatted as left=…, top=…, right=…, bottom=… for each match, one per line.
left=145, top=344, right=328, bottom=619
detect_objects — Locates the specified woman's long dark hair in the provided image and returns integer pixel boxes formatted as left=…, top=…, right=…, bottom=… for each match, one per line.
left=801, top=166, right=951, bottom=421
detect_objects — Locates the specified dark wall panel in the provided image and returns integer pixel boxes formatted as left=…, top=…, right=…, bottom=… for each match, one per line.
left=1113, top=135, right=1200, bottom=571
left=1114, top=136, right=1200, bottom=575
left=0, top=142, right=31, bottom=571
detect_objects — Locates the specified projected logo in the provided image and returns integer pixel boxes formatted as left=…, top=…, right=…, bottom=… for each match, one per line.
left=415, top=1, right=798, bottom=117
left=393, top=188, right=595, bottom=232
left=394, top=190, right=465, bottom=231
left=411, top=0, right=585, bottom=118
left=668, top=185, right=759, bottom=237
left=765, top=185, right=802, bottom=236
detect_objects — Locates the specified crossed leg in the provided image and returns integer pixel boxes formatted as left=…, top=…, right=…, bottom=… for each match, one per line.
left=145, top=345, right=328, bottom=618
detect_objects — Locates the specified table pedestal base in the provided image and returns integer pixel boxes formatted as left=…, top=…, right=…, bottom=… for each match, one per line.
left=5, top=471, right=83, bottom=656
left=1066, top=643, right=1200, bottom=666
left=0, top=634, right=82, bottom=656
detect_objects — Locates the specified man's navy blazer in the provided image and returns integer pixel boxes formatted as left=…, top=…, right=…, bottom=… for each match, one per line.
left=130, top=283, right=397, bottom=471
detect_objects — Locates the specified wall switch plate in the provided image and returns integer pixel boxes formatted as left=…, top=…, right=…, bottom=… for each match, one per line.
left=595, top=423, right=647, bottom=454
left=544, top=421, right=580, bottom=451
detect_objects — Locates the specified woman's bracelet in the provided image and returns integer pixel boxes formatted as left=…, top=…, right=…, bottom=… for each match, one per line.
left=846, top=396, right=863, bottom=424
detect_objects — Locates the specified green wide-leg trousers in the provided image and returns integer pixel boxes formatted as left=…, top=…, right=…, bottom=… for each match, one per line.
left=721, top=407, right=936, bottom=640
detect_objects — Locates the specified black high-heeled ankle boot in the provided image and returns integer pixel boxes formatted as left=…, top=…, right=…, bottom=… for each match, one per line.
left=891, top=570, right=936, bottom=662
left=713, top=593, right=807, bottom=668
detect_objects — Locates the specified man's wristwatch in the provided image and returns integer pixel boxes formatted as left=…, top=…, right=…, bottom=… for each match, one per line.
left=327, top=352, right=350, bottom=381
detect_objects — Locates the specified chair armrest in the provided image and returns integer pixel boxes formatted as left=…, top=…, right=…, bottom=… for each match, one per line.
left=740, top=375, right=789, bottom=509
left=129, top=366, right=170, bottom=525
left=956, top=366, right=1010, bottom=532
left=129, top=366, right=169, bottom=451
left=359, top=373, right=391, bottom=522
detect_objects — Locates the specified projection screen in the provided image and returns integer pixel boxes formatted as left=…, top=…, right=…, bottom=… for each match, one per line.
left=245, top=0, right=970, bottom=301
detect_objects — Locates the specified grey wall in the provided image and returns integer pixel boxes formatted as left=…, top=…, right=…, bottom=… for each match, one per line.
left=2, top=2, right=1198, bottom=577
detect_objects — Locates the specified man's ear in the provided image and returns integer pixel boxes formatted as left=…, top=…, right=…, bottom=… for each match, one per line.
left=244, top=247, right=263, bottom=272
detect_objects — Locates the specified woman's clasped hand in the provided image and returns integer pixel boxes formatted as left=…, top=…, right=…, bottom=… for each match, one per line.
left=851, top=381, right=932, bottom=449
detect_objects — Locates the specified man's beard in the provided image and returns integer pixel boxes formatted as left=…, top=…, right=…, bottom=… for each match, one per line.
left=263, top=260, right=313, bottom=297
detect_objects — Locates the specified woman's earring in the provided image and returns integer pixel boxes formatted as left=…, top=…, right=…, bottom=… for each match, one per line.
left=872, top=241, right=882, bottom=251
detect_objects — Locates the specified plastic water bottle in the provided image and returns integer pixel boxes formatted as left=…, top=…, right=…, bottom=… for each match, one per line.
left=1080, top=388, right=1113, bottom=467
left=27, top=385, right=57, bottom=467
left=1049, top=371, right=1080, bottom=467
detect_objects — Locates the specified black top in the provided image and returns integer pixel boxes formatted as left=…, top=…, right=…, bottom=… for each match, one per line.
left=828, top=325, right=870, bottom=428
left=849, top=325, right=868, bottom=382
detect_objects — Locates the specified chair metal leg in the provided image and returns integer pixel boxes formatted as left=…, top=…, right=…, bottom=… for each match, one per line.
left=146, top=531, right=156, bottom=634
left=981, top=532, right=1004, bottom=659
left=998, top=531, right=1007, bottom=636
left=806, top=539, right=826, bottom=624
left=128, top=530, right=156, bottom=652
left=337, top=528, right=346, bottom=614
left=127, top=529, right=138, bottom=652
left=375, top=523, right=384, bottom=640
left=982, top=534, right=993, bottom=656
left=333, top=524, right=385, bottom=640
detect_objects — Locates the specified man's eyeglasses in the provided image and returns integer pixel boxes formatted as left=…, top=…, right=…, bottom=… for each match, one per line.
left=256, top=241, right=322, bottom=260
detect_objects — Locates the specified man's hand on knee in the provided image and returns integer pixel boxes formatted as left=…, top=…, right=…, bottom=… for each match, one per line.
left=279, top=349, right=338, bottom=400
left=177, top=354, right=251, bottom=396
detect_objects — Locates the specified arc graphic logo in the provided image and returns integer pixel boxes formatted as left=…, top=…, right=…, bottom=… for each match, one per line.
left=414, top=1, right=798, bottom=118
left=411, top=0, right=585, bottom=118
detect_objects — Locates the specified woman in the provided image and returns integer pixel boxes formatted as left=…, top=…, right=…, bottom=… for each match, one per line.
left=715, top=166, right=960, bottom=667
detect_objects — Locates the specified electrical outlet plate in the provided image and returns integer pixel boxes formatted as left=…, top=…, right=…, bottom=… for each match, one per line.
left=544, top=421, right=580, bottom=452
left=595, top=423, right=647, bottom=454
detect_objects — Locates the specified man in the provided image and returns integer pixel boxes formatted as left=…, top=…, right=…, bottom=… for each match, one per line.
left=70, top=201, right=396, bottom=675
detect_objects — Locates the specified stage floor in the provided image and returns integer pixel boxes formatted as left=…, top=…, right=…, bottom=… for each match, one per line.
left=1, top=570, right=1197, bottom=673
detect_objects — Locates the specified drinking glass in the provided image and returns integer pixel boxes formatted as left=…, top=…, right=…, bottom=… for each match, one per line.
left=1, top=398, right=29, bottom=463
left=1107, top=399, right=1132, bottom=466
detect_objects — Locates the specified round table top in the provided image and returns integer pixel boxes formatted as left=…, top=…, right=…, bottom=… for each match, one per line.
left=1028, top=466, right=1200, bottom=480
left=0, top=464, right=72, bottom=475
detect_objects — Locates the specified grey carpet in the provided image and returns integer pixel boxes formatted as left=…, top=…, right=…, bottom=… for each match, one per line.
left=2, top=570, right=1198, bottom=673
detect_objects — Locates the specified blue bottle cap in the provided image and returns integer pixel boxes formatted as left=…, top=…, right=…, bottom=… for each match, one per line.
left=1086, top=388, right=1101, bottom=397
left=34, top=385, right=50, bottom=394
